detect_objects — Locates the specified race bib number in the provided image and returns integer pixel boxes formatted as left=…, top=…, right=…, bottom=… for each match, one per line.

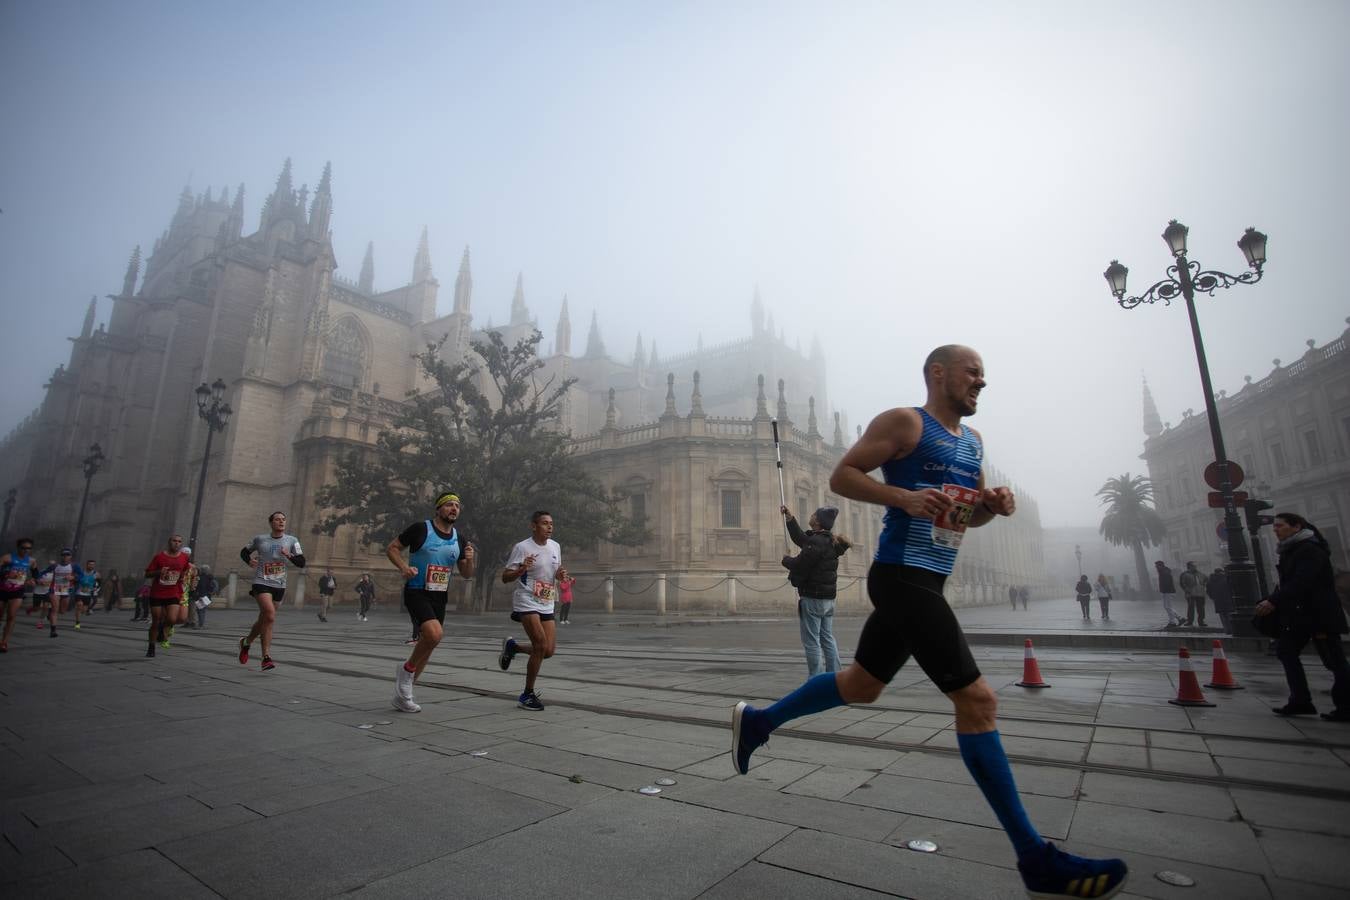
left=425, top=565, right=451, bottom=592
left=532, top=580, right=557, bottom=602
left=54, top=574, right=74, bottom=592
left=932, top=484, right=979, bottom=549
left=263, top=561, right=285, bottom=578
left=2, top=569, right=25, bottom=591
left=158, top=569, right=181, bottom=586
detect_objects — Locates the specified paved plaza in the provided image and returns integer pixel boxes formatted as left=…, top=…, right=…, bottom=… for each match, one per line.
left=2, top=595, right=1348, bottom=899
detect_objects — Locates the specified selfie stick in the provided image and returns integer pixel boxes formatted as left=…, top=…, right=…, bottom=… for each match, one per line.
left=772, top=418, right=789, bottom=547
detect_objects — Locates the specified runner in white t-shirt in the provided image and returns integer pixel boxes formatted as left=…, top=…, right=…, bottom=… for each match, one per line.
left=497, top=511, right=567, bottom=711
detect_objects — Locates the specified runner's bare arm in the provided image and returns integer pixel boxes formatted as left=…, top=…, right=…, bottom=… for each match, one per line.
left=829, top=408, right=953, bottom=519
left=385, top=538, right=416, bottom=580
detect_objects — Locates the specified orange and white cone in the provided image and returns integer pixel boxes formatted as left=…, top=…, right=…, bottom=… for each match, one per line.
left=1169, top=647, right=1216, bottom=707
left=1205, top=639, right=1244, bottom=690
left=1015, top=639, right=1051, bottom=688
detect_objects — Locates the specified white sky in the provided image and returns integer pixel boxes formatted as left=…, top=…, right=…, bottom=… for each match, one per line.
left=2, top=0, right=1346, bottom=526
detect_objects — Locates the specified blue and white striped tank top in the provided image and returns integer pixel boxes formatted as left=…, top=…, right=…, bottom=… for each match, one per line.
left=874, top=408, right=984, bottom=575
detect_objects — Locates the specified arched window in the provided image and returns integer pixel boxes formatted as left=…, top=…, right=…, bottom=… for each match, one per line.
left=322, top=317, right=367, bottom=388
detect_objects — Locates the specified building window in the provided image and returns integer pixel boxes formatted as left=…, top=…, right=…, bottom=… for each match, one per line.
left=1164, top=484, right=1175, bottom=508
left=1269, top=443, right=1288, bottom=475
left=322, top=318, right=366, bottom=388
left=1304, top=430, right=1324, bottom=467
left=721, top=490, right=742, bottom=528
left=629, top=492, right=646, bottom=526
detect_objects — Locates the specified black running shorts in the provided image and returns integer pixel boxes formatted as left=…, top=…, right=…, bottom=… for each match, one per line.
left=249, top=585, right=286, bottom=605
left=404, top=587, right=447, bottom=627
left=853, top=562, right=982, bottom=694
left=510, top=610, right=555, bottom=623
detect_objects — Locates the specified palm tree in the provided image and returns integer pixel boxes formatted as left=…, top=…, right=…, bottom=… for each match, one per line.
left=1097, top=473, right=1167, bottom=599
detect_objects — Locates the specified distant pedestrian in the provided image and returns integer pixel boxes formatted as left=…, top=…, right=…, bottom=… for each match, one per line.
left=780, top=505, right=850, bottom=676
left=1155, top=561, right=1183, bottom=627
left=355, top=573, right=375, bottom=621
left=1179, top=561, right=1208, bottom=626
left=1094, top=574, right=1112, bottom=620
left=192, top=566, right=216, bottom=628
left=102, top=569, right=121, bottom=612
left=132, top=582, right=150, bottom=622
left=1207, top=567, right=1232, bottom=632
left=1255, top=513, right=1350, bottom=721
left=1009, top=584, right=1018, bottom=610
left=1074, top=575, right=1092, bottom=620
left=1018, top=585, right=1029, bottom=610
left=316, top=568, right=336, bottom=623
left=557, top=573, right=576, bottom=624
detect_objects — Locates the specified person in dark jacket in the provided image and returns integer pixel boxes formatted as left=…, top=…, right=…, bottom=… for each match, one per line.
left=781, top=505, right=850, bottom=676
left=1255, top=512, right=1350, bottom=721
left=1155, top=560, right=1183, bottom=627
left=1206, top=567, right=1232, bottom=633
left=1073, top=575, right=1092, bottom=620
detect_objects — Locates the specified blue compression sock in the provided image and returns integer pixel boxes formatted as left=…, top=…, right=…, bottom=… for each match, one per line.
left=957, top=730, right=1043, bottom=858
left=763, top=672, right=845, bottom=730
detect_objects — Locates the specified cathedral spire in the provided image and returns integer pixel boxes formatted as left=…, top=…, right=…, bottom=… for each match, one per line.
left=689, top=370, right=705, bottom=417
left=453, top=245, right=472, bottom=313
left=833, top=411, right=844, bottom=448
left=755, top=374, right=769, bottom=419
left=807, top=396, right=819, bottom=437
left=584, top=310, right=606, bottom=359
left=358, top=242, right=375, bottom=293
left=648, top=341, right=658, bottom=369
left=633, top=333, right=645, bottom=369
left=80, top=295, right=96, bottom=339
left=751, top=286, right=764, bottom=336
left=412, top=226, right=433, bottom=283
left=225, top=183, right=244, bottom=241
left=555, top=295, right=571, bottom=356
left=309, top=161, right=333, bottom=237
left=122, top=245, right=141, bottom=296
left=510, top=273, right=528, bottom=325
left=777, top=378, right=790, bottom=426
left=1142, top=375, right=1163, bottom=438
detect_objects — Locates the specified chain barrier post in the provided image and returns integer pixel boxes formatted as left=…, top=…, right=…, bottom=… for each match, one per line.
left=726, top=574, right=737, bottom=615
left=656, top=573, right=666, bottom=616
left=604, top=576, right=614, bottom=613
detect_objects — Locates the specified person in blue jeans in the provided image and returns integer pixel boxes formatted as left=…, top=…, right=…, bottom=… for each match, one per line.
left=732, top=345, right=1127, bottom=899
left=781, top=505, right=850, bottom=676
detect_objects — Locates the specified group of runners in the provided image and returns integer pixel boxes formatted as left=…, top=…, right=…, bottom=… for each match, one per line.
left=0, top=345, right=1129, bottom=898
left=0, top=545, right=106, bottom=649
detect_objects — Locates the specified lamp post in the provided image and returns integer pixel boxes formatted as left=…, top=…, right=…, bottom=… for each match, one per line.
left=1105, top=220, right=1268, bottom=636
left=188, top=378, right=233, bottom=553
left=71, top=443, right=106, bottom=557
left=1, top=488, right=15, bottom=545
left=1075, top=544, right=1083, bottom=577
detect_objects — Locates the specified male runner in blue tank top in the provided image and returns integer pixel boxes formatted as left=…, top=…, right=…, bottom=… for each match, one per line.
left=386, top=491, right=476, bottom=713
left=730, top=345, right=1127, bottom=899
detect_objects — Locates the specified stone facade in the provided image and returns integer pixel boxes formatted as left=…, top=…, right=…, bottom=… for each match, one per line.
left=1139, top=320, right=1350, bottom=579
left=0, top=160, right=1051, bottom=610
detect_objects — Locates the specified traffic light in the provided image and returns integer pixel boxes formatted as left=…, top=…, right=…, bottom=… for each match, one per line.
left=1244, top=498, right=1275, bottom=530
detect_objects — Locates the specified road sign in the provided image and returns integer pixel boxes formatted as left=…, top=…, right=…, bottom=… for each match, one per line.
left=1203, top=460, right=1244, bottom=491
left=1207, top=490, right=1248, bottom=508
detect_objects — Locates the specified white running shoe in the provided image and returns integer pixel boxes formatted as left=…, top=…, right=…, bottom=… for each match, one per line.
left=395, top=664, right=415, bottom=700
left=392, top=693, right=421, bottom=713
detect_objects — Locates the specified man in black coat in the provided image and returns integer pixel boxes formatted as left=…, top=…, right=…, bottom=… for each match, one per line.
left=781, top=505, right=849, bottom=676
left=1255, top=513, right=1350, bottom=721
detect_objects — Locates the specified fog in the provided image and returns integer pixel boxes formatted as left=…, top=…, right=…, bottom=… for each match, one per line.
left=2, top=0, right=1346, bottom=527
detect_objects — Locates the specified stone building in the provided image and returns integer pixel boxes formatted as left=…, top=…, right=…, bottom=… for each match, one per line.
left=1139, top=320, right=1350, bottom=579
left=0, top=160, right=1050, bottom=610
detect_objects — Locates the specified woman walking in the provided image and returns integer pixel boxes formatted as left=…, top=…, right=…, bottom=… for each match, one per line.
left=1074, top=575, right=1092, bottom=620
left=1255, top=512, right=1350, bottom=721
left=1094, top=574, right=1112, bottom=620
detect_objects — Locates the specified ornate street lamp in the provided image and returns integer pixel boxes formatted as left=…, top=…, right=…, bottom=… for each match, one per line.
left=71, top=443, right=106, bottom=557
left=188, top=378, right=233, bottom=553
left=1105, top=221, right=1268, bottom=636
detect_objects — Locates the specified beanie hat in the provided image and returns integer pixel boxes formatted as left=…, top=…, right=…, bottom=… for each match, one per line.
left=814, top=506, right=839, bottom=531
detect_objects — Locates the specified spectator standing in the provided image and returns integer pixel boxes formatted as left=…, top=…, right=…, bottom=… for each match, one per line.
left=1073, top=576, right=1092, bottom=620
left=1155, top=561, right=1184, bottom=627
left=1207, top=567, right=1232, bottom=632
left=1179, top=561, right=1208, bottom=626
left=1018, top=585, right=1029, bottom=610
left=316, top=568, right=336, bottom=623
left=780, top=505, right=850, bottom=676
left=102, top=570, right=122, bottom=612
left=1008, top=585, right=1018, bottom=610
left=1093, top=574, right=1112, bottom=620
left=1255, top=513, right=1350, bottom=721
left=557, top=574, right=576, bottom=624
left=192, top=566, right=217, bottom=629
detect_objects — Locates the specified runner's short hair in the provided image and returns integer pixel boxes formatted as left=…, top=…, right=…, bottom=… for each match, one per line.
left=531, top=510, right=552, bottom=524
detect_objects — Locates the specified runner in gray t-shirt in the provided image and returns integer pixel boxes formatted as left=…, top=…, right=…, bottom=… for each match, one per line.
left=237, top=511, right=306, bottom=671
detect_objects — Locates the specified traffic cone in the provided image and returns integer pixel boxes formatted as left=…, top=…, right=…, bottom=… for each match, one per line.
left=1204, top=639, right=1244, bottom=690
left=1015, top=639, right=1051, bottom=688
left=1168, top=647, right=1216, bottom=707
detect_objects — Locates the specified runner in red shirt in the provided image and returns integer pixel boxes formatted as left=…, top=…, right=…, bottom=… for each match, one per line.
left=143, top=534, right=191, bottom=658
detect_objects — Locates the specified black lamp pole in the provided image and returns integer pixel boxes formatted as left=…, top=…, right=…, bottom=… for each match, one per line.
left=188, top=379, right=233, bottom=553
left=1105, top=221, right=1268, bottom=636
left=71, top=443, right=106, bottom=558
left=1, top=488, right=16, bottom=545
left=1075, top=544, right=1083, bottom=577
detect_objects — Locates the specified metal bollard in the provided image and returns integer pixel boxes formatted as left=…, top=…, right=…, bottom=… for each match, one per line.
left=604, top=576, right=614, bottom=614
left=656, top=573, right=666, bottom=616
left=727, top=574, right=737, bottom=615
